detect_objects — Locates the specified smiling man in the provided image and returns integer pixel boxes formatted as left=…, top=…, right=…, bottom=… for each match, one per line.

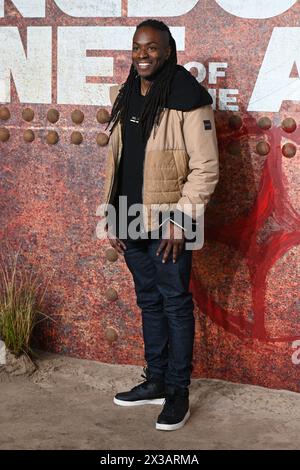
left=102, top=19, right=219, bottom=431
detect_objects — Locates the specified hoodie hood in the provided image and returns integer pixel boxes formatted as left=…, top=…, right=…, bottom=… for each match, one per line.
left=165, top=64, right=212, bottom=111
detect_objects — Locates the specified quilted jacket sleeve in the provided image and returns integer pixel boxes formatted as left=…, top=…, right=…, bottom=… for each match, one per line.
left=175, top=104, right=219, bottom=222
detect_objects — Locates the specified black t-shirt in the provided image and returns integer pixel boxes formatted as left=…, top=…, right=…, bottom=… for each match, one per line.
left=112, top=77, right=148, bottom=239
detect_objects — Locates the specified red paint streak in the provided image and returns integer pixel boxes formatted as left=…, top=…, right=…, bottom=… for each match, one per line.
left=191, top=122, right=300, bottom=342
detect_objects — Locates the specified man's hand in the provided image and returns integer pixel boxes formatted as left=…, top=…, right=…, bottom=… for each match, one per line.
left=104, top=222, right=127, bottom=255
left=156, top=222, right=185, bottom=263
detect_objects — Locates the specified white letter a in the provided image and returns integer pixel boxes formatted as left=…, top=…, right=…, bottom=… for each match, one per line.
left=248, top=28, right=300, bottom=112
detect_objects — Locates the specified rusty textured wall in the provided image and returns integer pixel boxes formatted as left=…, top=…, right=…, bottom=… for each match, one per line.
left=0, top=1, right=299, bottom=392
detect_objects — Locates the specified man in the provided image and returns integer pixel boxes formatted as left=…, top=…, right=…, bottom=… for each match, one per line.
left=102, top=19, right=219, bottom=431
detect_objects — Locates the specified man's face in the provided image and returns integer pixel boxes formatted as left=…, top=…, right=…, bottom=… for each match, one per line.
left=132, top=26, right=171, bottom=79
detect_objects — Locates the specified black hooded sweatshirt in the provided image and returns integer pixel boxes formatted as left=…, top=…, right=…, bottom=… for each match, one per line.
left=112, top=64, right=212, bottom=240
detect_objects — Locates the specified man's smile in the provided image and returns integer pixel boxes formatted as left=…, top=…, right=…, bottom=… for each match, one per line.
left=137, top=62, right=152, bottom=69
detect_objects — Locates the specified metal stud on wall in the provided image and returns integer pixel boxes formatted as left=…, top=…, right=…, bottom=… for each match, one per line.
left=105, top=327, right=118, bottom=343
left=46, top=130, right=59, bottom=145
left=23, top=129, right=35, bottom=143
left=71, top=131, right=83, bottom=145
left=106, top=248, right=118, bottom=262
left=105, top=287, right=118, bottom=301
left=0, top=107, right=10, bottom=121
left=71, top=109, right=84, bottom=124
left=0, top=128, right=10, bottom=142
left=256, top=141, right=270, bottom=156
left=97, top=132, right=109, bottom=146
left=47, top=109, right=60, bottom=124
left=228, top=114, right=243, bottom=130
left=97, top=108, right=110, bottom=124
left=22, top=108, right=34, bottom=122
left=282, top=118, right=297, bottom=134
left=282, top=142, right=297, bottom=158
left=257, top=116, right=272, bottom=130
left=227, top=140, right=242, bottom=156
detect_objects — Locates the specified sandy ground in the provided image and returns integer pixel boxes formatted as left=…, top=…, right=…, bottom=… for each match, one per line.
left=1, top=351, right=300, bottom=450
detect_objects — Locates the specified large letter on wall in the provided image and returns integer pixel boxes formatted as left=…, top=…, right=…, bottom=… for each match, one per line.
left=54, top=0, right=121, bottom=17
left=127, top=0, right=198, bottom=17
left=215, top=0, right=297, bottom=19
left=0, top=0, right=45, bottom=17
left=0, top=27, right=51, bottom=103
left=248, top=28, right=300, bottom=112
left=58, top=27, right=116, bottom=106
left=57, top=26, right=184, bottom=106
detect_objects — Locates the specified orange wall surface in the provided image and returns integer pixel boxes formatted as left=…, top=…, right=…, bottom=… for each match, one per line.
left=0, top=1, right=299, bottom=392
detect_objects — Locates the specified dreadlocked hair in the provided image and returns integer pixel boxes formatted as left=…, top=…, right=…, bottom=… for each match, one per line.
left=106, top=19, right=177, bottom=143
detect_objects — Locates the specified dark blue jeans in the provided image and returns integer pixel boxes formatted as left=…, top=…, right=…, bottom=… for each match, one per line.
left=123, top=236, right=195, bottom=389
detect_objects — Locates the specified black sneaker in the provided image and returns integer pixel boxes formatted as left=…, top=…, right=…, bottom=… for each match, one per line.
left=156, top=385, right=190, bottom=431
left=113, top=367, right=165, bottom=406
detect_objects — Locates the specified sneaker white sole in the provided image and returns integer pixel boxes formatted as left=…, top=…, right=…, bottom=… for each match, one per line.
left=155, top=409, right=191, bottom=431
left=113, top=397, right=165, bottom=406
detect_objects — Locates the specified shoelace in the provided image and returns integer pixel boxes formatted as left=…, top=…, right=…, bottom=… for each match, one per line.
left=131, top=366, right=150, bottom=391
left=140, top=366, right=148, bottom=381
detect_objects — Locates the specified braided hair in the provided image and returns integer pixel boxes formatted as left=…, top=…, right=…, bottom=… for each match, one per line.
left=106, top=19, right=177, bottom=143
